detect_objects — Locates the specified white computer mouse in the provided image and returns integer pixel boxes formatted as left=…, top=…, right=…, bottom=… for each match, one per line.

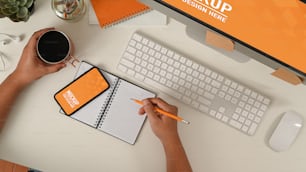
left=269, top=111, right=303, bottom=152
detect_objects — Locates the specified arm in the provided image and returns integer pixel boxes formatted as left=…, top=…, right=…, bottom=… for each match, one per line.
left=0, top=28, right=66, bottom=131
left=0, top=73, right=26, bottom=130
left=139, top=98, right=192, bottom=172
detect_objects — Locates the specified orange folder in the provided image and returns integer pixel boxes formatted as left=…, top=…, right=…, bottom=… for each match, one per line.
left=90, top=0, right=150, bottom=28
left=0, top=160, right=28, bottom=172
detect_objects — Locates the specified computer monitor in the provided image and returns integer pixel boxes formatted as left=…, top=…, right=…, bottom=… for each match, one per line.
left=140, top=0, right=306, bottom=81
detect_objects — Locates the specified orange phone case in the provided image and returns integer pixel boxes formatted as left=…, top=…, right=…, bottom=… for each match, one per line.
left=54, top=67, right=109, bottom=116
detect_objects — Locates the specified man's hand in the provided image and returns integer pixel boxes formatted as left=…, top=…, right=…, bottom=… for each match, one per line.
left=138, top=98, right=179, bottom=144
left=13, top=28, right=66, bottom=86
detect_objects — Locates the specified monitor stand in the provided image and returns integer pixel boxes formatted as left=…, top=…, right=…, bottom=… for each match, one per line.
left=185, top=24, right=250, bottom=63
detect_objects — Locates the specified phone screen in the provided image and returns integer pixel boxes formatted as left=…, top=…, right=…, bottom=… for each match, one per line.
left=54, top=67, right=109, bottom=115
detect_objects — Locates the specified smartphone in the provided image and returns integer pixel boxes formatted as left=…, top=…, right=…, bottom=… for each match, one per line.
left=54, top=67, right=109, bottom=116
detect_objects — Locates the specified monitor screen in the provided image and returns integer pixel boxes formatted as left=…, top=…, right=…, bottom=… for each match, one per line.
left=152, top=0, right=306, bottom=76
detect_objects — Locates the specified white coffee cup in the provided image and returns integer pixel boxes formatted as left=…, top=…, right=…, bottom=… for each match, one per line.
left=37, top=30, right=75, bottom=64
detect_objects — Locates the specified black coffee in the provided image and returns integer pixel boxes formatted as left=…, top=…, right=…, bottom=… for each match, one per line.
left=37, top=31, right=70, bottom=63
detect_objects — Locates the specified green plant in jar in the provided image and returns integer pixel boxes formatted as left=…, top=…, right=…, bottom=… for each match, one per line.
left=0, top=0, right=34, bottom=22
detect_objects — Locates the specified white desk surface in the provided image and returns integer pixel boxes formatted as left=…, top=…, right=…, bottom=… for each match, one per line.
left=1, top=1, right=306, bottom=172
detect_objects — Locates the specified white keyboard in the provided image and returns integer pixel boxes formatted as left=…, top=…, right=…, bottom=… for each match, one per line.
left=117, top=32, right=271, bottom=135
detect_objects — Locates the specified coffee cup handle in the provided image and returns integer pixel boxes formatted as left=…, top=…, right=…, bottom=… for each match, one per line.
left=67, top=55, right=80, bottom=67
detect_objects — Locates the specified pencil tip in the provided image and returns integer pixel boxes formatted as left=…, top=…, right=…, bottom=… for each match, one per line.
left=182, top=120, right=190, bottom=125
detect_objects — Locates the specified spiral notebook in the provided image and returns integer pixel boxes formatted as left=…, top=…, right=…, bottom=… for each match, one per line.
left=67, top=61, right=155, bottom=144
left=88, top=2, right=167, bottom=26
left=90, top=0, right=150, bottom=28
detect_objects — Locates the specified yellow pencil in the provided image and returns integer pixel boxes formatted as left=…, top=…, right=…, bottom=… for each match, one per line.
left=131, top=99, right=190, bottom=125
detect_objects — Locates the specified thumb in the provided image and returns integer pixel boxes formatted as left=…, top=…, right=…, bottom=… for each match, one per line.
left=46, top=63, right=66, bottom=73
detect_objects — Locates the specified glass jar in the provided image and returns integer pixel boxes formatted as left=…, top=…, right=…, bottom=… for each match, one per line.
left=51, top=0, right=86, bottom=21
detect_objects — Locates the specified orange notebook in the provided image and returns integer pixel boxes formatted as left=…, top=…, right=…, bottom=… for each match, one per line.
left=90, top=0, right=150, bottom=28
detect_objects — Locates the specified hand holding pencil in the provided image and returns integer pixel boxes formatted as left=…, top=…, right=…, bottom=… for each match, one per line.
left=136, top=98, right=190, bottom=143
left=137, top=98, right=180, bottom=141
left=133, top=98, right=190, bottom=124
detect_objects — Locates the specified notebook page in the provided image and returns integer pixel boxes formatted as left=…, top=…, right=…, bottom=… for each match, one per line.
left=98, top=79, right=155, bottom=144
left=69, top=62, right=118, bottom=128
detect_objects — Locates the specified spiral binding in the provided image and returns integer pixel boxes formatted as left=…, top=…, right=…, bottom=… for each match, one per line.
left=95, top=78, right=121, bottom=128
left=94, top=78, right=118, bottom=127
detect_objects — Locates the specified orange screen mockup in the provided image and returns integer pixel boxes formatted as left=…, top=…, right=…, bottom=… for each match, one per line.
left=54, top=67, right=109, bottom=116
left=162, top=0, right=306, bottom=75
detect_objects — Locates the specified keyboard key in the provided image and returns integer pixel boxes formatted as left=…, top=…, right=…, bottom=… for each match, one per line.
left=199, top=105, right=209, bottom=113
left=127, top=46, right=136, bottom=54
left=209, top=110, right=216, bottom=116
left=117, top=64, right=127, bottom=73
left=216, top=113, right=223, bottom=119
left=127, top=69, right=135, bottom=76
left=191, top=101, right=200, bottom=109
left=148, top=41, right=155, bottom=48
left=154, top=44, right=161, bottom=51
left=222, top=116, right=229, bottom=122
left=136, top=43, right=143, bottom=50
left=198, top=66, right=205, bottom=73
left=135, top=73, right=144, bottom=81
left=248, top=123, right=258, bottom=135
left=229, top=120, right=242, bottom=129
left=173, top=53, right=180, bottom=60
left=192, top=63, right=199, bottom=70
left=204, top=92, right=214, bottom=100
left=123, top=52, right=135, bottom=61
left=141, top=37, right=148, bottom=44
left=245, top=120, right=251, bottom=126
left=129, top=39, right=136, bottom=46
left=133, top=33, right=142, bottom=41
left=120, top=59, right=135, bottom=68
left=179, top=56, right=186, bottom=63
left=242, top=126, right=249, bottom=132
left=232, top=113, right=239, bottom=120
left=198, top=96, right=211, bottom=106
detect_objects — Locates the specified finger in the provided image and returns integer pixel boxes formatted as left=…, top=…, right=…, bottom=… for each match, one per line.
left=149, top=97, right=168, bottom=106
left=45, top=63, right=66, bottom=73
left=138, top=106, right=145, bottom=115
left=142, top=99, right=155, bottom=114
left=142, top=99, right=159, bottom=122
left=32, top=27, right=55, bottom=38
left=149, top=98, right=177, bottom=114
left=28, top=28, right=55, bottom=47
